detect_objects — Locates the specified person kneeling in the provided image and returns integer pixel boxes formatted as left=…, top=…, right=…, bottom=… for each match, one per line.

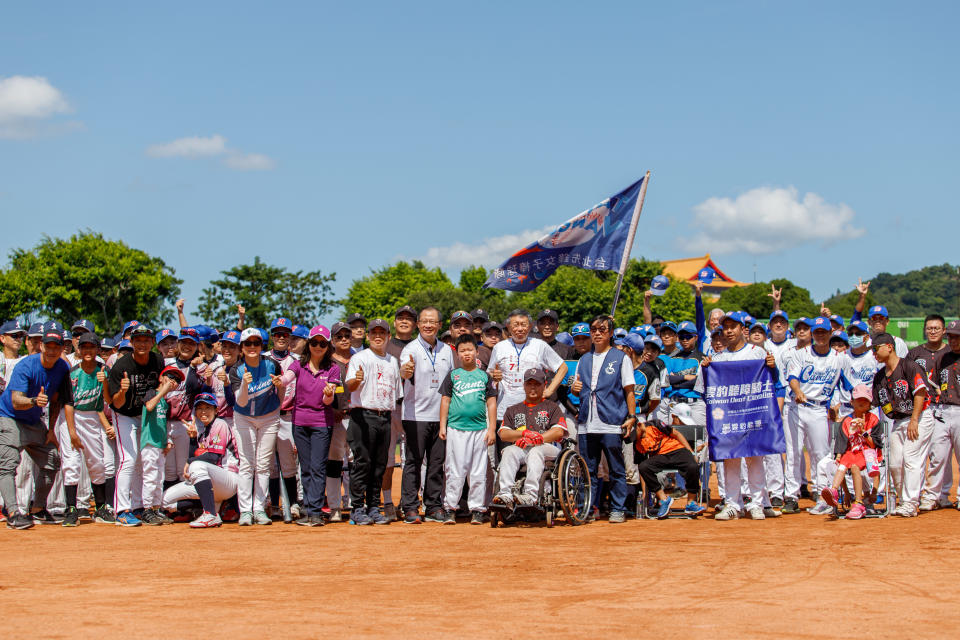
left=493, top=369, right=567, bottom=508
left=635, top=419, right=706, bottom=519
left=162, top=393, right=240, bottom=528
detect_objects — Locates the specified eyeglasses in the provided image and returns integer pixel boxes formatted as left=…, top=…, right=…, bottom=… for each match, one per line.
left=6, top=333, right=25, bottom=340
left=590, top=326, right=609, bottom=334
left=334, top=333, right=351, bottom=340
left=309, top=340, right=329, bottom=348
left=242, top=340, right=263, bottom=348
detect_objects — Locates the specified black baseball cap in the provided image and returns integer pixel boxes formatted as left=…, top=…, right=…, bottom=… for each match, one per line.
left=945, top=320, right=960, bottom=336
left=871, top=333, right=896, bottom=348
left=470, top=308, right=489, bottom=323
left=331, top=321, right=350, bottom=336
left=482, top=321, right=503, bottom=332
left=523, top=368, right=546, bottom=383
left=450, top=310, right=472, bottom=323
left=129, top=324, right=154, bottom=337
left=77, top=333, right=100, bottom=347
left=395, top=305, right=417, bottom=319
left=346, top=312, right=366, bottom=324
left=537, top=309, right=559, bottom=322
left=367, top=318, right=390, bottom=332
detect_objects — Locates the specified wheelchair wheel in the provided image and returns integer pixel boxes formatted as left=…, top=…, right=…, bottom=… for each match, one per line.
left=557, top=449, right=591, bottom=525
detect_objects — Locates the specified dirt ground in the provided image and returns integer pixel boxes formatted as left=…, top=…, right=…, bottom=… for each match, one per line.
left=2, top=472, right=958, bottom=639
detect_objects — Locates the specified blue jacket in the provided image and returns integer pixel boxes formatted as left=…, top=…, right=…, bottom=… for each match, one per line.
left=577, top=348, right=629, bottom=425
left=659, top=349, right=704, bottom=400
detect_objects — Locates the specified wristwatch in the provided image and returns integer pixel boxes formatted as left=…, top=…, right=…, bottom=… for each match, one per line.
left=30, top=397, right=37, bottom=407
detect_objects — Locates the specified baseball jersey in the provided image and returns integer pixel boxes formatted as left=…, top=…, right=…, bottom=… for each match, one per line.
left=400, top=336, right=455, bottom=421
left=872, top=357, right=930, bottom=419
left=108, top=351, right=163, bottom=418
left=633, top=361, right=661, bottom=418
left=346, top=348, right=403, bottom=411
left=835, top=349, right=880, bottom=415
left=764, top=337, right=795, bottom=386
left=499, top=398, right=566, bottom=436
left=933, top=350, right=960, bottom=406
left=70, top=363, right=106, bottom=412
left=140, top=392, right=169, bottom=449
left=486, top=337, right=565, bottom=420
left=439, top=367, right=496, bottom=431
left=190, top=416, right=239, bottom=473
left=269, top=350, right=298, bottom=412
left=229, top=358, right=283, bottom=417
left=660, top=348, right=704, bottom=400
left=786, top=345, right=849, bottom=404
left=163, top=357, right=199, bottom=422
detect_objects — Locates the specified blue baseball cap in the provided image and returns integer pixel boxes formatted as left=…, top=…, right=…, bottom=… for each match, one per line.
left=613, top=327, right=628, bottom=339
left=556, top=331, right=573, bottom=347
left=868, top=305, right=889, bottom=319
left=1, top=320, right=25, bottom=335
left=769, top=310, right=789, bottom=323
left=220, top=329, right=242, bottom=345
left=659, top=321, right=678, bottom=334
left=848, top=320, right=869, bottom=333
left=118, top=339, right=132, bottom=351
left=677, top=321, right=697, bottom=336
left=613, top=336, right=626, bottom=346
left=41, top=321, right=65, bottom=344
left=155, top=328, right=176, bottom=344
left=270, top=318, right=293, bottom=333
left=192, top=325, right=218, bottom=343
left=193, top=392, right=218, bottom=408
left=830, top=330, right=849, bottom=344
left=650, top=275, right=670, bottom=296
left=742, top=314, right=755, bottom=326
left=292, top=324, right=310, bottom=339
left=830, top=314, right=845, bottom=327
left=794, top=316, right=814, bottom=328
left=722, top=311, right=745, bottom=326
left=644, top=336, right=663, bottom=352
left=628, top=325, right=644, bottom=335
left=811, top=316, right=832, bottom=332
left=100, top=337, right=116, bottom=349
left=178, top=327, right=201, bottom=343
left=570, top=322, right=590, bottom=337
left=71, top=319, right=94, bottom=334
left=28, top=322, right=44, bottom=337
left=622, top=333, right=645, bottom=352
left=697, top=266, right=716, bottom=284
left=122, top=320, right=141, bottom=335
left=711, top=325, right=722, bottom=336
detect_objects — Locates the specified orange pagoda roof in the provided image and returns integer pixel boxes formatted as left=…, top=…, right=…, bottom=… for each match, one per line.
left=661, top=254, right=746, bottom=289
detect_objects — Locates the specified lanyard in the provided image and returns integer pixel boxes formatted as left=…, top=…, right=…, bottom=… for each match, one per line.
left=419, top=337, right=438, bottom=372
left=512, top=339, right=528, bottom=365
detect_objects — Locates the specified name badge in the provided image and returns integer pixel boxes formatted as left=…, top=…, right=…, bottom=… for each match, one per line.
left=429, top=377, right=440, bottom=389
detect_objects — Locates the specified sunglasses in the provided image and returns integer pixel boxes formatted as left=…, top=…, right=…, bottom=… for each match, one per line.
left=309, top=339, right=329, bottom=348
left=242, top=340, right=263, bottom=348
left=590, top=327, right=609, bottom=334
left=334, top=333, right=351, bottom=340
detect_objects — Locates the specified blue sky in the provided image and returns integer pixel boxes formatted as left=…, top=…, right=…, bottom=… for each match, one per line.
left=2, top=2, right=957, bottom=325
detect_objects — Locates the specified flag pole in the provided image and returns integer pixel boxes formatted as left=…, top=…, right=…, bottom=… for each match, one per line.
left=610, top=170, right=651, bottom=317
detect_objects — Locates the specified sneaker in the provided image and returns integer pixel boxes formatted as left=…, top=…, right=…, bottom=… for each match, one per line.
left=470, top=511, right=484, bottom=525
left=807, top=501, right=834, bottom=515
left=188, top=512, right=221, bottom=528
left=918, top=499, right=938, bottom=512
left=253, top=510, right=272, bottom=525
left=515, top=493, right=537, bottom=507
left=747, top=504, right=765, bottom=520
left=609, top=511, right=626, bottom=523
left=369, top=509, right=390, bottom=525
left=141, top=509, right=162, bottom=526
left=770, top=496, right=784, bottom=509
left=781, top=498, right=800, bottom=514
left=6, top=512, right=34, bottom=530
left=238, top=512, right=254, bottom=526
left=349, top=508, right=372, bottom=526
left=114, top=511, right=141, bottom=527
left=846, top=503, right=866, bottom=520
left=424, top=509, right=446, bottom=523
left=685, top=502, right=706, bottom=516
left=821, top=487, right=840, bottom=509
left=328, top=509, right=343, bottom=523
left=715, top=504, right=740, bottom=521
left=62, top=506, right=79, bottom=527
left=32, top=509, right=62, bottom=525
left=383, top=503, right=398, bottom=522
left=894, top=504, right=917, bottom=518
left=289, top=503, right=302, bottom=520
left=442, top=510, right=456, bottom=525
left=492, top=494, right=514, bottom=509
left=157, top=510, right=174, bottom=525
left=94, top=506, right=116, bottom=524
left=763, top=507, right=782, bottom=518
left=403, top=510, right=422, bottom=524
left=656, top=497, right=673, bottom=520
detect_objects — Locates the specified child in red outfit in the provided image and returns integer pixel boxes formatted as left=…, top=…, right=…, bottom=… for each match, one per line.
left=821, top=385, right=882, bottom=519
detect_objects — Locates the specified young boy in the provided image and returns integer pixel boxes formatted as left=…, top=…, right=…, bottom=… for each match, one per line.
left=635, top=418, right=707, bottom=518
left=139, top=366, right=184, bottom=525
left=439, top=335, right=497, bottom=524
left=61, top=333, right=116, bottom=526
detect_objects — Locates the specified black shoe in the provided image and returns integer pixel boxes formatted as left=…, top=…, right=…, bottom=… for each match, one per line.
left=94, top=506, right=116, bottom=524
left=424, top=509, right=446, bottom=523
left=442, top=510, right=456, bottom=525
left=781, top=498, right=800, bottom=514
left=295, top=515, right=324, bottom=527
left=32, top=509, right=62, bottom=525
left=7, top=512, right=34, bottom=530
left=141, top=509, right=163, bottom=526
left=770, top=497, right=784, bottom=509
left=470, top=511, right=484, bottom=525
left=403, top=510, right=421, bottom=524
left=62, top=506, right=79, bottom=527
left=800, top=484, right=811, bottom=499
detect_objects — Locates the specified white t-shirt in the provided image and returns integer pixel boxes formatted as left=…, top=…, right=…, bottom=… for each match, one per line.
left=399, top=336, right=454, bottom=422
left=346, top=348, right=403, bottom=411
left=0, top=354, right=23, bottom=394
left=486, top=337, right=565, bottom=420
left=578, top=350, right=635, bottom=435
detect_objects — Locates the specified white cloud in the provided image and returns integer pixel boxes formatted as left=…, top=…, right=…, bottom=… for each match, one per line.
left=417, top=225, right=553, bottom=270
left=0, top=75, right=73, bottom=139
left=679, top=186, right=865, bottom=255
left=146, top=134, right=227, bottom=158
left=146, top=134, right=274, bottom=171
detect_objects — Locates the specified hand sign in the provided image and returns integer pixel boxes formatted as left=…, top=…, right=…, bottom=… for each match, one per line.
left=355, top=364, right=364, bottom=383
left=185, top=419, right=198, bottom=438
left=271, top=374, right=283, bottom=390
left=216, top=368, right=228, bottom=383
left=120, top=372, right=130, bottom=392
left=856, top=278, right=870, bottom=295
left=96, top=370, right=106, bottom=383
left=175, top=298, right=185, bottom=312
left=242, top=370, right=253, bottom=386
left=36, top=386, right=48, bottom=408
left=402, top=355, right=416, bottom=376
left=767, top=284, right=782, bottom=302
left=492, top=363, right=502, bottom=382
left=571, top=374, right=582, bottom=394
left=324, top=382, right=337, bottom=396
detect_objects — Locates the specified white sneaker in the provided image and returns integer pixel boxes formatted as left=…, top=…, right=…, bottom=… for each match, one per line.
left=253, top=510, right=272, bottom=525
left=894, top=504, right=917, bottom=517
left=747, top=505, right=765, bottom=520
left=189, top=512, right=223, bottom=528
left=328, top=509, right=342, bottom=523
left=763, top=507, right=781, bottom=518
left=238, top=512, right=253, bottom=526
left=918, top=500, right=937, bottom=512
left=715, top=504, right=740, bottom=521
left=807, top=501, right=834, bottom=515
left=290, top=503, right=302, bottom=519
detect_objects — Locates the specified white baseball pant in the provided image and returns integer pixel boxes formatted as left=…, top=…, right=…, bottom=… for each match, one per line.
left=497, top=442, right=560, bottom=501
left=921, top=405, right=960, bottom=506
left=763, top=454, right=785, bottom=501
left=889, top=410, right=935, bottom=510
left=162, top=461, right=239, bottom=511
left=721, top=455, right=765, bottom=511
left=325, top=418, right=351, bottom=510
left=61, top=411, right=115, bottom=485
left=270, top=414, right=298, bottom=479
left=443, top=428, right=488, bottom=512
left=140, top=445, right=165, bottom=508
left=784, top=402, right=831, bottom=499
left=113, top=414, right=144, bottom=513
left=164, top=420, right=190, bottom=483
left=234, top=411, right=279, bottom=513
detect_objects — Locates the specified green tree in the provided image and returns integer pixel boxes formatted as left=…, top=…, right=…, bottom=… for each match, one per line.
left=710, top=278, right=817, bottom=320
left=509, top=266, right=616, bottom=329
left=342, top=260, right=453, bottom=321
left=198, top=256, right=336, bottom=329
left=458, top=265, right=488, bottom=293
left=824, top=264, right=958, bottom=317
left=0, top=231, right=182, bottom=335
left=645, top=276, right=696, bottom=326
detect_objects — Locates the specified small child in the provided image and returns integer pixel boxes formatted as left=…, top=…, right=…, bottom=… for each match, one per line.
left=439, top=335, right=497, bottom=525
left=139, top=365, right=184, bottom=525
left=820, top=385, right=882, bottom=519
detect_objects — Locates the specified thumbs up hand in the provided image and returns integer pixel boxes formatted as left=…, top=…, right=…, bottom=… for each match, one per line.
left=571, top=374, right=582, bottom=394
left=36, top=386, right=48, bottom=408
left=271, top=374, right=283, bottom=391
left=242, top=370, right=253, bottom=386
left=491, top=362, right=502, bottom=382
left=402, top=355, right=416, bottom=378
left=96, top=370, right=107, bottom=384
left=120, top=372, right=130, bottom=392
left=355, top=364, right=364, bottom=383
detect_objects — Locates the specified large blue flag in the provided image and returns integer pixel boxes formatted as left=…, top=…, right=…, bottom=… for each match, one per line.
left=483, top=177, right=645, bottom=291
left=704, top=359, right=785, bottom=462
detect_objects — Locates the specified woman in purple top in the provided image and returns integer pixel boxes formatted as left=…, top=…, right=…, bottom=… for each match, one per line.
left=283, top=325, right=340, bottom=526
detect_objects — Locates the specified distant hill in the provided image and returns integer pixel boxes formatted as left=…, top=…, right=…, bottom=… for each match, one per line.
left=824, top=263, right=960, bottom=318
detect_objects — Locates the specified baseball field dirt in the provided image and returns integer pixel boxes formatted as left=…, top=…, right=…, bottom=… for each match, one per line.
left=2, top=472, right=957, bottom=639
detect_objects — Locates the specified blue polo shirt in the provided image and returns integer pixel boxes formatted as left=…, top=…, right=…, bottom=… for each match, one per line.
left=0, top=354, right=72, bottom=425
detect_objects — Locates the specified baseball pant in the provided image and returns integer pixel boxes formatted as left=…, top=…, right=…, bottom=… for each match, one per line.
left=140, top=445, right=165, bottom=508
left=715, top=460, right=725, bottom=499
left=579, top=433, right=627, bottom=513
left=784, top=403, right=831, bottom=500
left=62, top=411, right=114, bottom=485
left=347, top=409, right=391, bottom=511
left=325, top=418, right=351, bottom=510
left=921, top=405, right=960, bottom=506
left=889, top=411, right=935, bottom=511
left=400, top=419, right=445, bottom=514
left=497, top=442, right=560, bottom=502
left=164, top=419, right=189, bottom=483
left=234, top=411, right=280, bottom=513
left=113, top=414, right=144, bottom=513
left=270, top=414, right=298, bottom=479
left=0, top=417, right=60, bottom=516
left=443, top=428, right=488, bottom=512
left=722, top=455, right=765, bottom=511
left=763, top=454, right=785, bottom=502
left=293, top=424, right=332, bottom=516
left=162, top=461, right=238, bottom=511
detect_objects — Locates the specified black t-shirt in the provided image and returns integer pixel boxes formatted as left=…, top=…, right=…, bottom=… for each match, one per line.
left=386, top=337, right=413, bottom=361
left=545, top=339, right=575, bottom=361
left=934, top=350, right=960, bottom=406
left=499, top=399, right=566, bottom=435
left=107, top=351, right=164, bottom=417
left=872, top=357, right=930, bottom=419
left=906, top=344, right=944, bottom=374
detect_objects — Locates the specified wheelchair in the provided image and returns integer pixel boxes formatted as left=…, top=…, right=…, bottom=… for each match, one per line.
left=488, top=438, right=592, bottom=528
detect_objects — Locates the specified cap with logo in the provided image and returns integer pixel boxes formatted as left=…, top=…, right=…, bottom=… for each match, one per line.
left=945, top=320, right=960, bottom=336
left=309, top=325, right=331, bottom=341
left=829, top=314, right=845, bottom=327
left=122, top=320, right=141, bottom=335
left=613, top=327, right=628, bottom=339
left=395, top=305, right=417, bottom=319
left=659, top=321, right=679, bottom=334
left=749, top=321, right=766, bottom=332
left=868, top=305, right=889, bottom=319
left=650, top=275, right=670, bottom=296
left=331, top=321, right=350, bottom=337
left=830, top=330, right=849, bottom=344
left=71, top=319, right=94, bottom=334
left=847, top=320, right=869, bottom=334
left=723, top=311, right=745, bottom=326
left=239, top=328, right=263, bottom=343
left=677, top=321, right=698, bottom=336
left=811, top=317, right=831, bottom=332
left=556, top=332, right=573, bottom=347
left=118, top=339, right=132, bottom=351
left=270, top=318, right=293, bottom=334
left=1, top=320, right=25, bottom=335
left=161, top=365, right=186, bottom=383
left=793, top=317, right=814, bottom=328
left=570, top=322, right=590, bottom=337
left=100, top=337, right=116, bottom=349
left=769, top=310, right=790, bottom=323
left=28, top=322, right=44, bottom=337
left=450, top=310, right=472, bottom=323
left=257, top=328, right=269, bottom=343
left=851, top=385, right=872, bottom=401
left=155, top=328, right=176, bottom=344
left=482, top=321, right=503, bottom=333
left=346, top=312, right=366, bottom=325
left=367, top=318, right=390, bottom=332
left=129, top=324, right=154, bottom=337
left=221, top=330, right=242, bottom=345
left=193, top=392, right=218, bottom=408
left=697, top=266, right=716, bottom=284
left=178, top=327, right=200, bottom=343
left=536, top=309, right=559, bottom=322
left=622, top=333, right=645, bottom=352
left=470, top=308, right=490, bottom=323
left=645, top=336, right=664, bottom=351
left=522, top=368, right=546, bottom=383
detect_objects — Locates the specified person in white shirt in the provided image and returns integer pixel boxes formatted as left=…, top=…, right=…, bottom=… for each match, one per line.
left=398, top=306, right=455, bottom=524
left=345, top=319, right=403, bottom=526
left=486, top=310, right=567, bottom=422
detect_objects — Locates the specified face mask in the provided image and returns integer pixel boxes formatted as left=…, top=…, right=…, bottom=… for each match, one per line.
left=849, top=335, right=865, bottom=348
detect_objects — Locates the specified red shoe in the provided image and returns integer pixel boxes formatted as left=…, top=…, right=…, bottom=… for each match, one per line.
left=221, top=508, right=240, bottom=522
left=846, top=502, right=866, bottom=520
left=821, top=487, right=839, bottom=508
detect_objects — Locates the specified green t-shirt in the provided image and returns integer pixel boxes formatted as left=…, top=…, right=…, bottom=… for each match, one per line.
left=439, top=367, right=496, bottom=431
left=141, top=393, right=169, bottom=449
left=70, top=363, right=105, bottom=412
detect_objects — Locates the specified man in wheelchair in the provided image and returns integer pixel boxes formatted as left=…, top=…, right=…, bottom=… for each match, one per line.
left=493, top=368, right=568, bottom=508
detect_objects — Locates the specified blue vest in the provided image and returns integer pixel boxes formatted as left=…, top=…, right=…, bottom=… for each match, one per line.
left=577, top=348, right=629, bottom=425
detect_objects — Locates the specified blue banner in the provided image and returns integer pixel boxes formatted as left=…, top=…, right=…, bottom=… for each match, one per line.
left=704, top=359, right=785, bottom=462
left=483, top=177, right=645, bottom=291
